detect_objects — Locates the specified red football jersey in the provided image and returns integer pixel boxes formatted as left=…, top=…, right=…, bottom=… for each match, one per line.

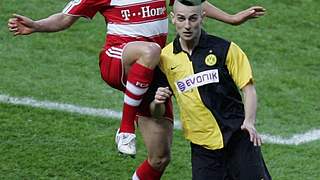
left=63, top=0, right=168, bottom=48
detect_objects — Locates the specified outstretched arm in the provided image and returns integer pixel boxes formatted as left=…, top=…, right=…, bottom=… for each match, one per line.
left=8, top=13, right=79, bottom=36
left=203, top=1, right=266, bottom=25
left=241, top=83, right=262, bottom=146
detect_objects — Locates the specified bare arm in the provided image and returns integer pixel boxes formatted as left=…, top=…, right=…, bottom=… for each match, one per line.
left=241, top=83, right=262, bottom=146
left=8, top=13, right=79, bottom=36
left=203, top=1, right=266, bottom=25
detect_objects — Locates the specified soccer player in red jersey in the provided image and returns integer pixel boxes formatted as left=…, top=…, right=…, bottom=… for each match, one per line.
left=8, top=0, right=265, bottom=179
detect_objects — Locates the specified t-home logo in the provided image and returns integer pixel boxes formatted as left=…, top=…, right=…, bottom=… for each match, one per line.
left=121, top=6, right=166, bottom=21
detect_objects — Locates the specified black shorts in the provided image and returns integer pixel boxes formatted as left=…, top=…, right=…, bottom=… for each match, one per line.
left=191, top=130, right=271, bottom=180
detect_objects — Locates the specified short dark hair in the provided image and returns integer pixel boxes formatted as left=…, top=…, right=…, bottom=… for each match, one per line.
left=177, top=0, right=205, bottom=6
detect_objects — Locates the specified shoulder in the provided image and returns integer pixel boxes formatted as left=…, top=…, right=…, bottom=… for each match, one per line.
left=161, top=42, right=174, bottom=61
left=206, top=34, right=231, bottom=48
left=159, top=42, right=174, bottom=71
left=162, top=42, right=174, bottom=55
left=228, top=42, right=246, bottom=55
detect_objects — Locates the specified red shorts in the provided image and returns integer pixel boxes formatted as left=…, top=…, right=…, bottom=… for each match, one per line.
left=137, top=90, right=173, bottom=121
left=99, top=45, right=126, bottom=92
left=99, top=46, right=173, bottom=120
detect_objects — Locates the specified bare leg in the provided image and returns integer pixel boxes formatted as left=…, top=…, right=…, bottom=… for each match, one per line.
left=116, top=41, right=162, bottom=155
left=132, top=116, right=173, bottom=179
left=122, top=41, right=161, bottom=75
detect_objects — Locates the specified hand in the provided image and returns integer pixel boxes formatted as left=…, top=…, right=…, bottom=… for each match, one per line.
left=154, top=87, right=172, bottom=104
left=8, top=14, right=37, bottom=36
left=241, top=121, right=262, bottom=146
left=231, top=6, right=266, bottom=25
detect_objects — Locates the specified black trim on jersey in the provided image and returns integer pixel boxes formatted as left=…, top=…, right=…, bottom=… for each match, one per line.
left=173, top=31, right=209, bottom=54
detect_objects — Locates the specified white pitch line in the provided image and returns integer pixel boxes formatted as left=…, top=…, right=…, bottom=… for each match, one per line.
left=261, top=129, right=320, bottom=145
left=0, top=94, right=319, bottom=145
left=0, top=94, right=122, bottom=119
left=0, top=94, right=182, bottom=128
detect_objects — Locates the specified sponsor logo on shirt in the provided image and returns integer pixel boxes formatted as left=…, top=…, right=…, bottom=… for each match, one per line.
left=121, top=6, right=166, bottom=21
left=175, top=69, right=219, bottom=93
left=170, top=66, right=178, bottom=70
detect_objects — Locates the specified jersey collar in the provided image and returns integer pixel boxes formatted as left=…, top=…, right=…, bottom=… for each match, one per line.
left=173, top=29, right=209, bottom=54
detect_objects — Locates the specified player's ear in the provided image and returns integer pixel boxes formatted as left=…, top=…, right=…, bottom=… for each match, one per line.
left=170, top=11, right=175, bottom=24
left=202, top=11, right=206, bottom=18
left=201, top=11, right=206, bottom=24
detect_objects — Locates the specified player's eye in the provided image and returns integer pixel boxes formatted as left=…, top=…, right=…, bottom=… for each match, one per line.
left=177, top=16, right=186, bottom=22
left=189, top=15, right=198, bottom=22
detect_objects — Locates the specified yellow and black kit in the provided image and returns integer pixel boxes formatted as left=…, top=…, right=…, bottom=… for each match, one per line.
left=159, top=30, right=254, bottom=150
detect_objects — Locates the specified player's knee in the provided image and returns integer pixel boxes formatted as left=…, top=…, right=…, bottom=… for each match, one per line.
left=150, top=104, right=166, bottom=119
left=140, top=43, right=161, bottom=67
left=149, top=154, right=171, bottom=172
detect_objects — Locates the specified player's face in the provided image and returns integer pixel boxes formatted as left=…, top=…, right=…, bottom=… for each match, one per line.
left=172, top=3, right=203, bottom=42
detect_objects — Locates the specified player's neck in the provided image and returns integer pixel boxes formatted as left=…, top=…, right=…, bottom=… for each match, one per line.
left=179, top=35, right=200, bottom=56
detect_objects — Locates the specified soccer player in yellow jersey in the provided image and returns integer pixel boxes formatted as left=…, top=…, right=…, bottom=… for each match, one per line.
left=153, top=0, right=272, bottom=179
left=8, top=0, right=266, bottom=178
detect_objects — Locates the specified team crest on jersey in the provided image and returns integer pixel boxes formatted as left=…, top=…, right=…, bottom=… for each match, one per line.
left=205, top=54, right=217, bottom=66
left=175, top=69, right=219, bottom=93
